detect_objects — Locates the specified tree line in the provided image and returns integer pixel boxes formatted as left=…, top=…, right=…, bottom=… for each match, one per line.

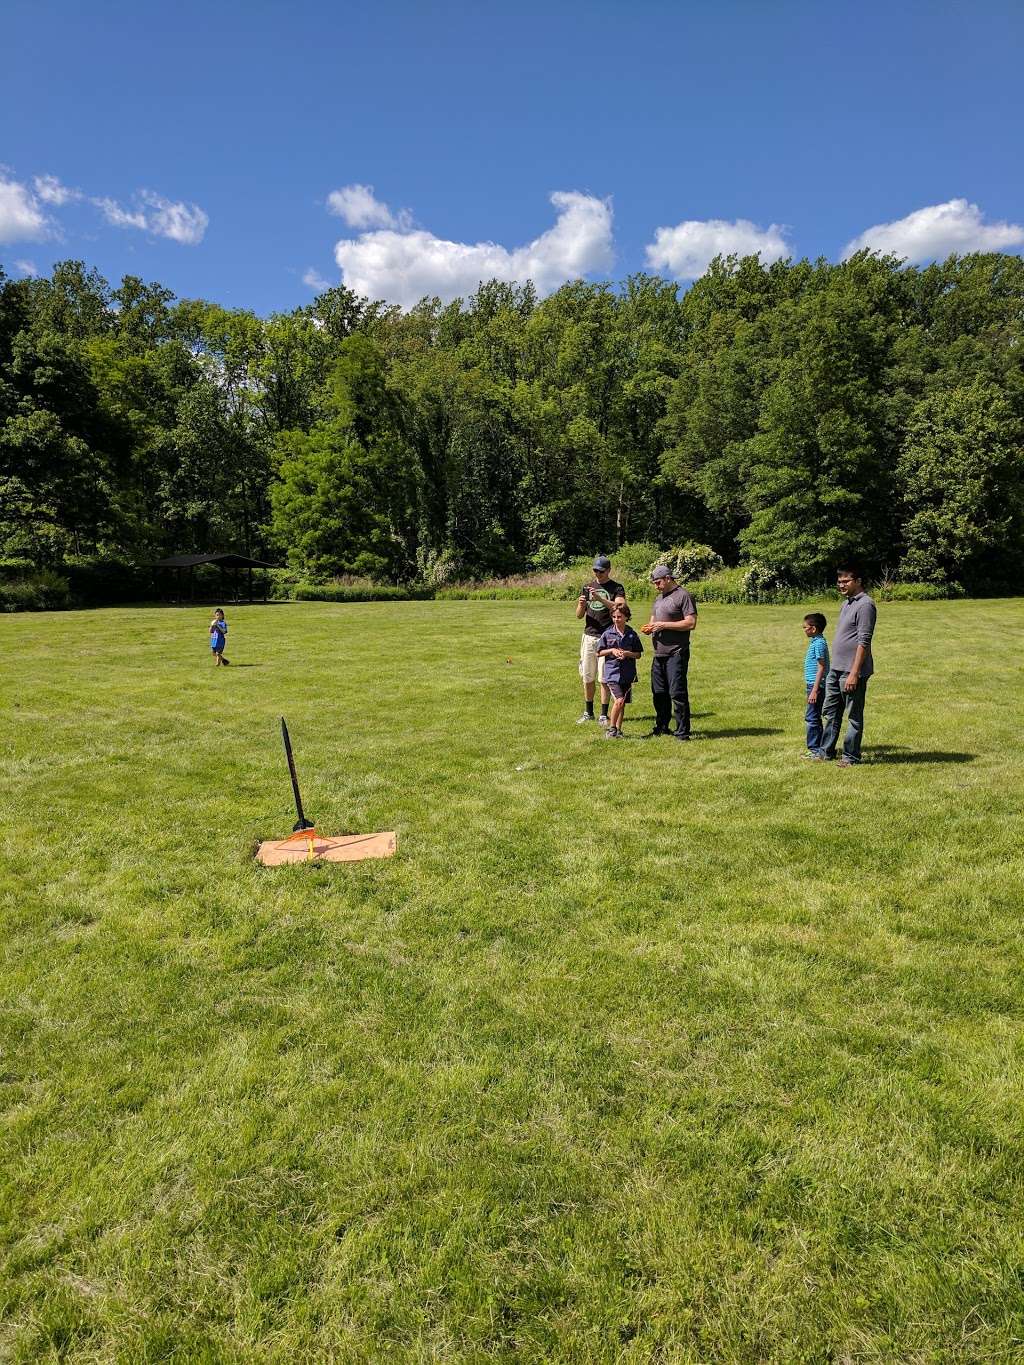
left=1, top=250, right=1022, bottom=593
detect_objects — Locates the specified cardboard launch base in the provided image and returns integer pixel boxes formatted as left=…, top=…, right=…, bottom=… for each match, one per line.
left=256, top=830, right=397, bottom=866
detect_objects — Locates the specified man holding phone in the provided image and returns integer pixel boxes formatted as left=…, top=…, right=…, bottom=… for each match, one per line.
left=575, top=555, right=626, bottom=724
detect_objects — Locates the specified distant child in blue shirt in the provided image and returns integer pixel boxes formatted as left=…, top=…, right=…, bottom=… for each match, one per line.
left=209, top=609, right=229, bottom=666
left=597, top=605, right=644, bottom=739
left=802, top=613, right=828, bottom=754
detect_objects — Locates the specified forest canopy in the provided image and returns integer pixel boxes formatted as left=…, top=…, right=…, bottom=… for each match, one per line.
left=1, top=250, right=1022, bottom=593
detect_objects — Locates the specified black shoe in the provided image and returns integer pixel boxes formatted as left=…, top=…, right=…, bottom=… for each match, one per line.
left=675, top=732, right=691, bottom=741
left=642, top=727, right=670, bottom=739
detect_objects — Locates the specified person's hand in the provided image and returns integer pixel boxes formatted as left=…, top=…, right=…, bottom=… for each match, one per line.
left=640, top=622, right=655, bottom=635
left=578, top=592, right=588, bottom=604
left=613, top=648, right=625, bottom=659
left=808, top=689, right=819, bottom=704
left=843, top=673, right=859, bottom=694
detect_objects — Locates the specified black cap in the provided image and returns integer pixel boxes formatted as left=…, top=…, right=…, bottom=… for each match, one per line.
left=592, top=555, right=611, bottom=572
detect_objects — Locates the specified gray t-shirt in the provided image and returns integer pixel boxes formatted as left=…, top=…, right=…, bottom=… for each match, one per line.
left=652, top=584, right=697, bottom=656
left=830, top=592, right=876, bottom=677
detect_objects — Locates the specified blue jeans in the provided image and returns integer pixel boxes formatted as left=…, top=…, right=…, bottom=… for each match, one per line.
left=819, top=669, right=868, bottom=762
left=805, top=682, right=825, bottom=752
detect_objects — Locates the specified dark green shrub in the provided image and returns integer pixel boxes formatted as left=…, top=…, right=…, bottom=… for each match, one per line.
left=0, top=557, right=36, bottom=582
left=263, top=568, right=304, bottom=601
left=0, top=570, right=71, bottom=612
left=436, top=585, right=570, bottom=601
left=294, top=583, right=434, bottom=603
left=63, top=557, right=154, bottom=606
left=529, top=539, right=567, bottom=572
left=664, top=543, right=725, bottom=583
left=609, top=541, right=662, bottom=578
left=876, top=580, right=965, bottom=601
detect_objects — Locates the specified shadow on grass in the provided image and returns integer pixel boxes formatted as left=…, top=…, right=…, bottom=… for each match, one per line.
left=627, top=711, right=715, bottom=724
left=865, top=745, right=977, bottom=765
left=701, top=726, right=783, bottom=740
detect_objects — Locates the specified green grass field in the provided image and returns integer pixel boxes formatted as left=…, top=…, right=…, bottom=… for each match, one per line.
left=2, top=598, right=1023, bottom=1362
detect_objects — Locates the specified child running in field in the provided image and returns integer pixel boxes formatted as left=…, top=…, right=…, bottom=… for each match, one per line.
left=209, top=609, right=229, bottom=666
left=802, top=612, right=828, bottom=755
left=597, top=604, right=644, bottom=739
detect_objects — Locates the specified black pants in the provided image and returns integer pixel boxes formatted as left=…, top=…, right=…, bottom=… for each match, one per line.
left=651, top=649, right=690, bottom=736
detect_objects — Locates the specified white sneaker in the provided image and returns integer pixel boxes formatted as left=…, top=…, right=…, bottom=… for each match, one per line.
left=598, top=714, right=609, bottom=727
left=576, top=712, right=594, bottom=724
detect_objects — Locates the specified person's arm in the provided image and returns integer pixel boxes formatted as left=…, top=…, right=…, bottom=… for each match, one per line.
left=652, top=613, right=697, bottom=634
left=575, top=590, right=588, bottom=621
left=844, top=643, right=867, bottom=692
left=810, top=649, right=826, bottom=702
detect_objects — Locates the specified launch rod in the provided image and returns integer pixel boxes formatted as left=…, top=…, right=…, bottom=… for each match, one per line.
left=280, top=716, right=314, bottom=832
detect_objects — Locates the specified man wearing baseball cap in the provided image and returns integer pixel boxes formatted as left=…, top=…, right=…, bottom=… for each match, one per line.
left=640, top=565, right=697, bottom=740
left=575, top=555, right=626, bottom=724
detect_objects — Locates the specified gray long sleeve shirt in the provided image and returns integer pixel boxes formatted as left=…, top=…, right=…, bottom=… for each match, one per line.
left=830, top=591, right=877, bottom=677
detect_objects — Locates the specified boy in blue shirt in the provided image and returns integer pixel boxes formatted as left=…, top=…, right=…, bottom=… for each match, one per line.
left=209, top=608, right=229, bottom=666
left=802, top=612, right=828, bottom=755
left=597, top=605, right=644, bottom=739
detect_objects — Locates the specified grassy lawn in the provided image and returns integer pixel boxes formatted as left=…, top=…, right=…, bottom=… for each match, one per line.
left=1, top=597, right=1023, bottom=1362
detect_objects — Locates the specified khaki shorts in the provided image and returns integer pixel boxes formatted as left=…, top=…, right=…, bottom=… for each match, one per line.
left=579, top=633, right=606, bottom=685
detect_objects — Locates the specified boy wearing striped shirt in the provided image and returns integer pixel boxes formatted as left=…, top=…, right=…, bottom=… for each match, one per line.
left=802, top=613, right=829, bottom=756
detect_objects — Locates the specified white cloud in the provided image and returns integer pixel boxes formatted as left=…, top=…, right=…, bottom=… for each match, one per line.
left=303, top=267, right=332, bottom=290
left=327, top=183, right=402, bottom=229
left=843, top=198, right=1024, bottom=263
left=93, top=190, right=208, bottom=244
left=333, top=190, right=614, bottom=308
left=33, top=174, right=80, bottom=206
left=14, top=259, right=38, bottom=276
left=645, top=217, right=789, bottom=280
left=0, top=175, right=50, bottom=243
left=96, top=196, right=149, bottom=230
left=139, top=191, right=208, bottom=245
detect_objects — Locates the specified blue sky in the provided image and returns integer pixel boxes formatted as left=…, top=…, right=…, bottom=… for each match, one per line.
left=3, top=0, right=1023, bottom=313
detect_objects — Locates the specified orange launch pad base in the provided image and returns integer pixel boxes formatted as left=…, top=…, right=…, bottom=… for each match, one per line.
left=256, top=829, right=397, bottom=866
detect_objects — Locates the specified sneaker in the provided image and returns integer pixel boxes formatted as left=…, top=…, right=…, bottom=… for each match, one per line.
left=576, top=712, right=595, bottom=724
left=642, top=727, right=670, bottom=739
left=603, top=725, right=619, bottom=739
left=837, top=756, right=857, bottom=768
left=674, top=732, right=691, bottom=741
left=598, top=714, right=610, bottom=727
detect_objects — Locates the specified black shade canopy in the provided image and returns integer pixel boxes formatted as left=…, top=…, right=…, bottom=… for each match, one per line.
left=154, top=552, right=276, bottom=569
left=154, top=551, right=278, bottom=603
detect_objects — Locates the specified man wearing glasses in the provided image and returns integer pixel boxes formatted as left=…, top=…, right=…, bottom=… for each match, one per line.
left=640, top=565, right=697, bottom=740
left=815, top=563, right=876, bottom=767
left=575, top=555, right=627, bottom=724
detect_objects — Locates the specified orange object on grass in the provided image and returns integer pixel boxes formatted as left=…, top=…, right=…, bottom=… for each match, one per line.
left=256, top=830, right=397, bottom=865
